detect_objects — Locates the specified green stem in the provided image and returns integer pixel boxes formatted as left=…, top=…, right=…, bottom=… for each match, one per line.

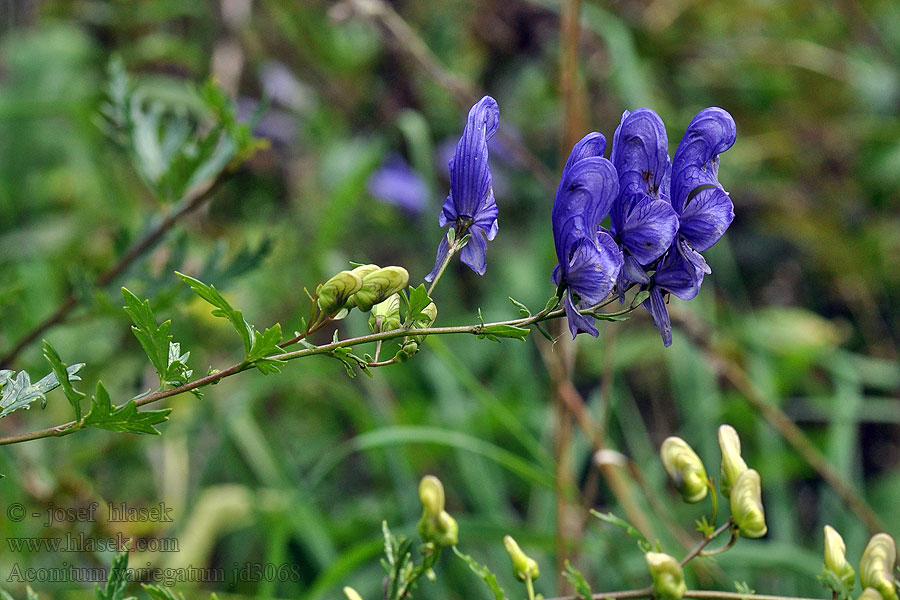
left=544, top=590, right=826, bottom=600
left=679, top=518, right=734, bottom=567
left=425, top=235, right=464, bottom=297
left=0, top=295, right=639, bottom=446
left=526, top=574, right=536, bottom=600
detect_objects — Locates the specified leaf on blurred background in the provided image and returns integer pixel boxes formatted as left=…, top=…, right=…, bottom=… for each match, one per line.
left=82, top=382, right=171, bottom=435
left=401, top=284, right=433, bottom=324
left=122, top=288, right=191, bottom=389
left=452, top=546, right=508, bottom=600
left=0, top=363, right=84, bottom=420
left=41, top=340, right=86, bottom=420
left=563, top=560, right=593, bottom=600
left=590, top=510, right=652, bottom=553
left=94, top=551, right=132, bottom=600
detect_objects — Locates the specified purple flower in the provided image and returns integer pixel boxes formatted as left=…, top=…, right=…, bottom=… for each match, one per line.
left=623, top=107, right=736, bottom=346
left=367, top=154, right=428, bottom=215
left=425, top=96, right=500, bottom=281
left=551, top=133, right=624, bottom=338
left=609, top=108, right=680, bottom=285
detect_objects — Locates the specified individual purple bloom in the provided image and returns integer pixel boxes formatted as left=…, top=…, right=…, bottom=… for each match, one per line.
left=426, top=96, right=500, bottom=281
left=640, top=107, right=737, bottom=346
left=367, top=154, right=428, bottom=215
left=609, top=109, right=679, bottom=271
left=551, top=133, right=624, bottom=338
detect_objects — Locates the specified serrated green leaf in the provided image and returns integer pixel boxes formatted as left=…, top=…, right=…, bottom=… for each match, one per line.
left=590, top=510, right=651, bottom=551
left=452, top=546, right=507, bottom=600
left=176, top=271, right=253, bottom=353
left=122, top=288, right=191, bottom=388
left=0, top=364, right=84, bottom=420
left=42, top=341, right=86, bottom=421
left=94, top=552, right=133, bottom=600
left=82, top=382, right=171, bottom=435
left=563, top=560, right=592, bottom=600
left=480, top=324, right=530, bottom=341
left=404, top=284, right=433, bottom=324
left=246, top=324, right=285, bottom=373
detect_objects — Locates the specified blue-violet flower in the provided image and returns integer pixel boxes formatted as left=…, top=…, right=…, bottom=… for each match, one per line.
left=425, top=96, right=500, bottom=281
left=551, top=133, right=624, bottom=338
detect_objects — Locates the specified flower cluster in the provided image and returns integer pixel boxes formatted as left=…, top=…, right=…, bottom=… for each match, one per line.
left=423, top=97, right=735, bottom=346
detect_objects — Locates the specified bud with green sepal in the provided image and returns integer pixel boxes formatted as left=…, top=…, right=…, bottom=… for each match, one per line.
left=718, top=424, right=748, bottom=499
left=645, top=552, right=686, bottom=600
left=317, top=270, right=363, bottom=315
left=343, top=264, right=382, bottom=309
left=859, top=533, right=898, bottom=600
left=824, top=525, right=856, bottom=588
left=410, top=302, right=438, bottom=343
left=660, top=436, right=709, bottom=503
left=351, top=266, right=410, bottom=312
left=394, top=340, right=419, bottom=362
left=417, top=475, right=458, bottom=548
left=730, top=468, right=767, bottom=538
left=503, top=535, right=539, bottom=582
left=368, top=294, right=402, bottom=334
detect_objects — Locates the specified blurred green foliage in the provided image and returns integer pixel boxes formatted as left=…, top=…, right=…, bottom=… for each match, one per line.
left=0, top=1, right=899, bottom=599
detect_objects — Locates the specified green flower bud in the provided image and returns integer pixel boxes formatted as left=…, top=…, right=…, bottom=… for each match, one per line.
left=861, top=589, right=888, bottom=600
left=503, top=535, right=539, bottom=582
left=368, top=294, right=402, bottom=333
left=645, top=552, right=686, bottom=600
left=394, top=340, right=419, bottom=362
left=718, top=424, right=748, bottom=499
left=417, top=475, right=458, bottom=547
left=730, top=469, right=767, bottom=538
left=660, top=437, right=709, bottom=503
left=859, top=533, right=898, bottom=600
left=352, top=267, right=410, bottom=313
left=824, top=525, right=856, bottom=588
left=343, top=264, right=381, bottom=309
left=410, top=302, right=438, bottom=343
left=317, top=270, right=363, bottom=315
left=343, top=587, right=363, bottom=600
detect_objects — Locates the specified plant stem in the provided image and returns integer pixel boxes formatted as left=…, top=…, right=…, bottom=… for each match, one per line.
left=0, top=299, right=639, bottom=446
left=425, top=237, right=462, bottom=297
left=0, top=175, right=222, bottom=369
left=679, top=519, right=734, bottom=567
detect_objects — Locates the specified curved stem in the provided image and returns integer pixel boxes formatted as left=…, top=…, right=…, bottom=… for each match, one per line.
left=0, top=297, right=639, bottom=446
left=425, top=236, right=464, bottom=297
left=680, top=519, right=734, bottom=567
left=699, top=527, right=739, bottom=558
left=0, top=177, right=220, bottom=369
left=544, top=589, right=825, bottom=600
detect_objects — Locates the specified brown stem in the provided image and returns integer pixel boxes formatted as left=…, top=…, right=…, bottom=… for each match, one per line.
left=0, top=177, right=219, bottom=369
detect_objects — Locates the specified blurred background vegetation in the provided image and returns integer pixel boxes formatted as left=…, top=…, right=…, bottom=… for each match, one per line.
left=1, top=0, right=899, bottom=598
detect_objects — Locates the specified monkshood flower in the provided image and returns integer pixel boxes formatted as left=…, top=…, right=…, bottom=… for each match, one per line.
left=551, top=133, right=624, bottom=338
left=367, top=154, right=428, bottom=215
left=425, top=96, right=500, bottom=281
left=610, top=107, right=736, bottom=346
left=609, top=109, right=679, bottom=278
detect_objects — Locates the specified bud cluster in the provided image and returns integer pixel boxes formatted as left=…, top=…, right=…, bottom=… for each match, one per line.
left=317, top=264, right=409, bottom=316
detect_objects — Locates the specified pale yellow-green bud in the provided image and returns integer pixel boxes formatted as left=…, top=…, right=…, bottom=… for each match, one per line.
left=417, top=475, right=458, bottom=547
left=824, top=525, right=856, bottom=588
left=730, top=469, right=767, bottom=538
left=343, top=587, right=363, bottom=600
left=317, top=271, right=363, bottom=315
left=344, top=264, right=381, bottom=309
left=645, top=552, right=686, bottom=600
left=859, top=533, right=898, bottom=600
left=419, top=474, right=445, bottom=516
left=368, top=294, right=402, bottom=333
left=660, top=437, right=709, bottom=503
left=861, top=589, right=888, bottom=600
left=717, top=424, right=748, bottom=499
left=352, top=267, right=410, bottom=312
left=410, top=302, right=438, bottom=343
left=503, top=535, right=539, bottom=582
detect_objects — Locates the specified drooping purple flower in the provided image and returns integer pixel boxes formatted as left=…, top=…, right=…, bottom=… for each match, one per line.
left=609, top=108, right=679, bottom=282
left=367, top=154, right=428, bottom=215
left=640, top=107, right=737, bottom=346
left=426, top=96, right=500, bottom=281
left=551, top=133, right=624, bottom=338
